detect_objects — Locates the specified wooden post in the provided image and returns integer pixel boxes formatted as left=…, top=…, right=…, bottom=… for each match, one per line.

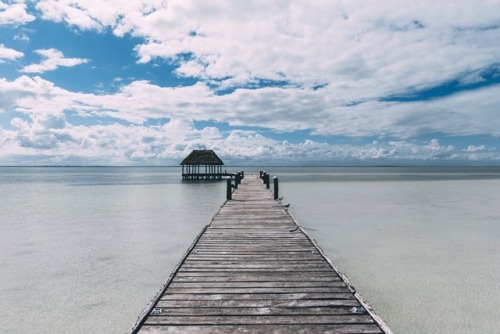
left=238, top=171, right=242, bottom=184
left=234, top=173, right=239, bottom=189
left=265, top=173, right=270, bottom=189
left=241, top=171, right=244, bottom=179
left=273, top=176, right=279, bottom=200
left=226, top=177, right=232, bottom=200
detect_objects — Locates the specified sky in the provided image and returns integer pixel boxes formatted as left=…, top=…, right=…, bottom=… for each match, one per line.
left=0, top=0, right=499, bottom=166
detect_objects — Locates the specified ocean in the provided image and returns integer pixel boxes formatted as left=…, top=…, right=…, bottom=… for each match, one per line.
left=0, top=167, right=499, bottom=333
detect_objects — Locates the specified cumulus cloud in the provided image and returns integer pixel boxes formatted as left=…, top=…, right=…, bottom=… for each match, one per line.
left=0, top=0, right=35, bottom=25
left=13, top=33, right=30, bottom=43
left=34, top=0, right=500, bottom=96
left=28, top=2, right=500, bottom=134
left=0, top=43, right=23, bottom=62
left=466, top=145, right=486, bottom=152
left=2, top=111, right=498, bottom=165
left=1, top=76, right=500, bottom=139
left=35, top=0, right=164, bottom=31
left=0, top=75, right=499, bottom=165
left=21, top=48, right=89, bottom=73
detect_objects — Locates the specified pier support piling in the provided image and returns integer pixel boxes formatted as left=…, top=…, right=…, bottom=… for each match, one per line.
left=273, top=176, right=279, bottom=200
left=234, top=173, right=239, bottom=189
left=226, top=177, right=232, bottom=200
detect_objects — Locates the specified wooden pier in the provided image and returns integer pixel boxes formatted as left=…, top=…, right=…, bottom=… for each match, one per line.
left=130, top=175, right=391, bottom=333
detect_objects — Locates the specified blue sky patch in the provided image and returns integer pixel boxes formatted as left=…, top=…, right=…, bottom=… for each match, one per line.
left=382, top=66, right=500, bottom=102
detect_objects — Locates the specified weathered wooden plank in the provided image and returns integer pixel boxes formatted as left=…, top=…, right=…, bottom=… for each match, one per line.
left=180, top=263, right=330, bottom=270
left=183, top=259, right=326, bottom=264
left=171, top=276, right=342, bottom=283
left=189, top=252, right=321, bottom=257
left=177, top=268, right=337, bottom=273
left=197, top=239, right=304, bottom=242
left=186, top=255, right=324, bottom=260
left=160, top=293, right=356, bottom=301
left=185, top=259, right=325, bottom=264
left=190, top=249, right=319, bottom=254
left=195, top=244, right=315, bottom=248
left=138, top=324, right=384, bottom=334
left=166, top=287, right=351, bottom=294
left=205, top=227, right=297, bottom=231
left=144, top=314, right=376, bottom=325
left=154, top=306, right=366, bottom=316
left=172, top=276, right=341, bottom=283
left=169, top=282, right=346, bottom=288
left=191, top=249, right=320, bottom=254
left=156, top=299, right=360, bottom=310
left=173, top=271, right=338, bottom=278
left=196, top=239, right=312, bottom=243
left=190, top=248, right=320, bottom=253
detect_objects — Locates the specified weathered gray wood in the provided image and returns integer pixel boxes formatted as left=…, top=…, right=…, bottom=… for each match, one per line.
left=144, top=314, right=376, bottom=325
left=172, top=276, right=342, bottom=283
left=186, top=255, right=324, bottom=260
left=173, top=271, right=339, bottom=278
left=169, top=282, right=346, bottom=289
left=153, top=306, right=366, bottom=316
left=166, top=287, right=351, bottom=294
left=138, top=324, right=384, bottom=334
left=159, top=293, right=356, bottom=302
left=129, top=175, right=390, bottom=334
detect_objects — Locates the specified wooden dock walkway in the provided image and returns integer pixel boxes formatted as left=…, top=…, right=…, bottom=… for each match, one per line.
left=130, top=175, right=391, bottom=334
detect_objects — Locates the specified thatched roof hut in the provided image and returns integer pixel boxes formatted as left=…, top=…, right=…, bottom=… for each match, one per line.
left=180, top=150, right=225, bottom=180
left=181, top=150, right=224, bottom=166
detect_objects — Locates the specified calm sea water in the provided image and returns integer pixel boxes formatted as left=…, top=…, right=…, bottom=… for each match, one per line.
left=0, top=167, right=499, bottom=333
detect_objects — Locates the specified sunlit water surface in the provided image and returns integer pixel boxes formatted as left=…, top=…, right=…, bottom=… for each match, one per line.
left=0, top=167, right=499, bottom=333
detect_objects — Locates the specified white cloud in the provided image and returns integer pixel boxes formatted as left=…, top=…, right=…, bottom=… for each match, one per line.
left=1, top=76, right=500, bottom=139
left=466, top=145, right=486, bottom=152
left=13, top=33, right=30, bottom=43
left=34, top=0, right=500, bottom=100
left=21, top=48, right=89, bottom=73
left=1, top=75, right=499, bottom=165
left=0, top=0, right=35, bottom=25
left=29, top=1, right=500, bottom=110
left=35, top=0, right=164, bottom=32
left=0, top=43, right=23, bottom=62
left=2, top=111, right=499, bottom=165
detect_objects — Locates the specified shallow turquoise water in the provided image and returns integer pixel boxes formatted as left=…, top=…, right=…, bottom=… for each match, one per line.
left=0, top=167, right=499, bottom=333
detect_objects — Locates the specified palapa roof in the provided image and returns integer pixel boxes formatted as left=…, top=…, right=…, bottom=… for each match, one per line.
left=180, top=150, right=224, bottom=165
